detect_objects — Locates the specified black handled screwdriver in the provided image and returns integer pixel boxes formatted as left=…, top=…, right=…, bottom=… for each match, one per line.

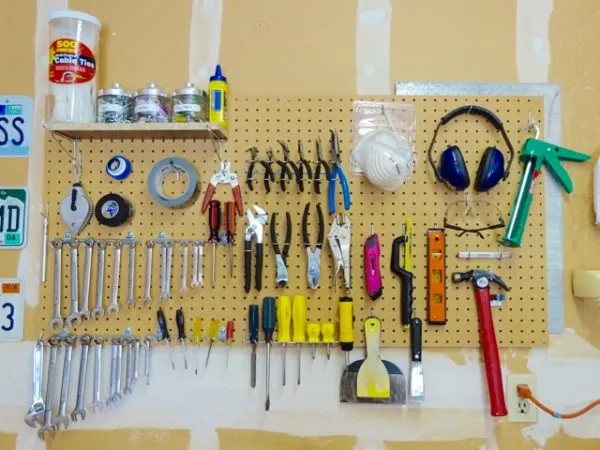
left=208, top=200, right=221, bottom=288
left=176, top=308, right=188, bottom=370
left=248, top=304, right=259, bottom=388
left=262, top=296, right=276, bottom=411
left=157, top=307, right=176, bottom=370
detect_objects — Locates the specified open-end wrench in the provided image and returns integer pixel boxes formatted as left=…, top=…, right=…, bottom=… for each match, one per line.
left=191, top=242, right=199, bottom=288
left=24, top=337, right=45, bottom=427
left=53, top=336, right=74, bottom=431
left=143, top=242, right=153, bottom=305
left=180, top=242, right=189, bottom=292
left=91, top=337, right=104, bottom=413
left=132, top=338, right=140, bottom=386
left=126, top=238, right=137, bottom=309
left=107, top=241, right=122, bottom=316
left=80, top=239, right=94, bottom=321
left=38, top=338, right=59, bottom=441
left=92, top=241, right=107, bottom=320
left=106, top=338, right=119, bottom=408
left=71, top=335, right=90, bottom=422
left=159, top=242, right=167, bottom=300
left=123, top=338, right=133, bottom=395
left=198, top=242, right=204, bottom=287
left=50, top=240, right=64, bottom=331
left=66, top=239, right=82, bottom=327
left=143, top=337, right=152, bottom=385
left=163, top=242, right=173, bottom=300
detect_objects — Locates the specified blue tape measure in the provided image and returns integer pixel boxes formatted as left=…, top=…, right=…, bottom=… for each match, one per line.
left=105, top=155, right=132, bottom=180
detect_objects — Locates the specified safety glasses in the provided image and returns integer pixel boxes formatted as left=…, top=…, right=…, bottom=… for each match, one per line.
left=444, top=198, right=505, bottom=239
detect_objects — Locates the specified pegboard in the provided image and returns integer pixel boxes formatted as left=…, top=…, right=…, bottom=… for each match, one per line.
left=40, top=95, right=548, bottom=348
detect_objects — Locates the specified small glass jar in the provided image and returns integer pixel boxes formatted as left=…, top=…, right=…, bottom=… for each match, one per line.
left=134, top=82, right=170, bottom=123
left=96, top=83, right=134, bottom=123
left=171, top=82, right=208, bottom=123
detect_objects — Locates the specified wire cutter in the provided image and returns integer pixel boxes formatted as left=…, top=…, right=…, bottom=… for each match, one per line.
left=246, top=147, right=275, bottom=193
left=277, top=140, right=301, bottom=192
left=297, top=140, right=313, bottom=193
left=302, top=203, right=324, bottom=289
left=314, top=138, right=331, bottom=194
left=201, top=161, right=244, bottom=216
left=244, top=205, right=268, bottom=293
left=270, top=211, right=291, bottom=288
left=328, top=214, right=351, bottom=290
left=327, top=130, right=351, bottom=214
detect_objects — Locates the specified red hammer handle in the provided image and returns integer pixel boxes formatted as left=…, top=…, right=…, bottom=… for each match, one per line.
left=474, top=286, right=508, bottom=417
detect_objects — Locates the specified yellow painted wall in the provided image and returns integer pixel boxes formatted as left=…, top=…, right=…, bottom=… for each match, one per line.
left=2, top=0, right=600, bottom=449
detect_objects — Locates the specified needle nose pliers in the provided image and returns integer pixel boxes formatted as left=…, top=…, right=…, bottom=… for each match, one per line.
left=297, top=140, right=313, bottom=193
left=246, top=147, right=275, bottom=193
left=277, top=140, right=301, bottom=192
left=327, top=130, right=351, bottom=214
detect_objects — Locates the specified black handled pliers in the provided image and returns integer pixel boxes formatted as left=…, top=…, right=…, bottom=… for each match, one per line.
left=302, top=202, right=324, bottom=289
left=314, top=138, right=331, bottom=194
left=277, top=140, right=301, bottom=192
left=246, top=147, right=275, bottom=193
left=270, top=211, right=292, bottom=288
left=297, top=140, right=313, bottom=193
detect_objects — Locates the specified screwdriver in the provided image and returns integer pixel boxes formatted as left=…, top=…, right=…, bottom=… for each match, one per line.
left=224, top=201, right=236, bottom=278
left=208, top=200, right=221, bottom=288
left=307, top=323, right=321, bottom=360
left=248, top=304, right=259, bottom=388
left=156, top=307, right=176, bottom=370
left=262, top=296, right=276, bottom=411
left=204, top=319, right=220, bottom=368
left=292, top=295, right=306, bottom=386
left=339, top=296, right=354, bottom=366
left=321, top=322, right=335, bottom=360
left=194, top=317, right=202, bottom=375
left=176, top=308, right=188, bottom=370
left=225, top=320, right=235, bottom=369
left=277, top=295, right=291, bottom=386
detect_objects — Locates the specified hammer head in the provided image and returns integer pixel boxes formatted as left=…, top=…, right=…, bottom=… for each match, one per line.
left=451, top=269, right=510, bottom=291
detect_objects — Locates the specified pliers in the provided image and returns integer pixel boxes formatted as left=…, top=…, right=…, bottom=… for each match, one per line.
left=328, top=214, right=351, bottom=291
left=246, top=147, right=275, bottom=193
left=327, top=130, right=351, bottom=214
left=302, top=203, right=324, bottom=289
left=201, top=161, right=244, bottom=216
left=277, top=140, right=301, bottom=192
left=314, top=138, right=331, bottom=195
left=270, top=211, right=292, bottom=288
left=244, top=205, right=268, bottom=293
left=297, top=140, right=313, bottom=193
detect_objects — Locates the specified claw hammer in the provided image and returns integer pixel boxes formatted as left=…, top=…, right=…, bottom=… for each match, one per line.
left=452, top=269, right=509, bottom=417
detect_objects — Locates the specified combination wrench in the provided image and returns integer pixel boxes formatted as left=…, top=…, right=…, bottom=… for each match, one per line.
left=191, top=242, right=199, bottom=288
left=24, top=338, right=45, bottom=427
left=164, top=241, right=173, bottom=299
left=66, top=239, right=82, bottom=328
left=107, top=338, right=119, bottom=408
left=198, top=242, right=204, bottom=287
left=123, top=338, right=133, bottom=395
left=142, top=337, right=152, bottom=385
left=80, top=238, right=94, bottom=321
left=107, top=241, right=122, bottom=316
left=143, top=242, right=153, bottom=305
left=126, top=238, right=137, bottom=309
left=159, top=242, right=167, bottom=300
left=180, top=242, right=189, bottom=292
left=38, top=338, right=59, bottom=441
left=91, top=337, right=104, bottom=413
left=92, top=241, right=107, bottom=320
left=53, top=336, right=74, bottom=431
left=49, top=240, right=63, bottom=331
left=71, top=335, right=90, bottom=422
left=132, top=338, right=140, bottom=386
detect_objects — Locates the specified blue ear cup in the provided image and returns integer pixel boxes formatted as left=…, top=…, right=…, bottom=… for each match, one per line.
left=438, top=145, right=470, bottom=191
left=474, top=147, right=505, bottom=192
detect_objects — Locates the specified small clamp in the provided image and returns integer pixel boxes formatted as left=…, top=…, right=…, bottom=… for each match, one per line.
left=297, top=140, right=313, bottom=193
left=302, top=203, right=324, bottom=289
left=246, top=147, right=275, bottom=193
left=270, top=211, right=292, bottom=288
left=314, top=138, right=331, bottom=195
left=277, top=140, right=301, bottom=192
left=328, top=214, right=351, bottom=290
left=201, top=161, right=244, bottom=216
left=328, top=130, right=351, bottom=214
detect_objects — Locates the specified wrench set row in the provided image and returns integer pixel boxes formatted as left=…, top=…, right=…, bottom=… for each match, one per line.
left=26, top=330, right=153, bottom=441
left=48, top=233, right=210, bottom=331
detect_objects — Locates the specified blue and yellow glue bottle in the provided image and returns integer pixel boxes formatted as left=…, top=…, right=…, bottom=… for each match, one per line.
left=208, top=64, right=228, bottom=129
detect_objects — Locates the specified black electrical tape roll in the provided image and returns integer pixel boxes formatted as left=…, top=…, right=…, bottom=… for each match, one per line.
left=95, top=193, right=133, bottom=227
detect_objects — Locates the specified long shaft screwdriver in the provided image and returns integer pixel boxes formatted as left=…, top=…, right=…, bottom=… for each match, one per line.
left=224, top=201, right=236, bottom=278
left=225, top=320, right=235, bottom=369
left=339, top=296, right=354, bottom=366
left=194, top=317, right=202, bottom=375
left=292, top=295, right=306, bottom=386
left=208, top=200, right=221, bottom=288
left=157, top=307, right=176, bottom=370
left=248, top=304, right=259, bottom=388
left=277, top=296, right=291, bottom=386
left=176, top=308, right=188, bottom=370
left=262, top=296, right=276, bottom=411
left=204, top=319, right=220, bottom=368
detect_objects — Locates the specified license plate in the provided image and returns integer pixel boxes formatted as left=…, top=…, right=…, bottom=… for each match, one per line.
left=0, top=96, right=33, bottom=157
left=0, top=279, right=23, bottom=341
left=0, top=188, right=28, bottom=249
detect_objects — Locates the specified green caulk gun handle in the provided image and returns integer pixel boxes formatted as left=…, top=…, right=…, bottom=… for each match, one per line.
left=501, top=138, right=591, bottom=248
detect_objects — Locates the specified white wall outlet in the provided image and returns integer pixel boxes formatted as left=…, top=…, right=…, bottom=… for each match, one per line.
left=507, top=373, right=538, bottom=423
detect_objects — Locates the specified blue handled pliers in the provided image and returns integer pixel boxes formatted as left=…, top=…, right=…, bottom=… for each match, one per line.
left=327, top=129, right=351, bottom=214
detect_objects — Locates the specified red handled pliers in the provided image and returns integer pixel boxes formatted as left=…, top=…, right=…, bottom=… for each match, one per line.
left=201, top=161, right=244, bottom=216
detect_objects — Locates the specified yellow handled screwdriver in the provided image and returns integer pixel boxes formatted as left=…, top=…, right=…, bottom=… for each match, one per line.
left=194, top=317, right=202, bottom=375
left=277, top=296, right=291, bottom=386
left=339, top=296, right=354, bottom=366
left=321, top=322, right=335, bottom=360
left=204, top=319, right=220, bottom=368
left=307, top=322, right=321, bottom=360
left=292, top=295, right=306, bottom=385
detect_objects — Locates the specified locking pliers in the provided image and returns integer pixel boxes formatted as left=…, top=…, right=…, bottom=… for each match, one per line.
left=328, top=214, right=351, bottom=291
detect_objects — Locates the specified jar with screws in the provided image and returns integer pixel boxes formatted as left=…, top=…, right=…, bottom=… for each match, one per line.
left=96, top=83, right=134, bottom=123
left=171, top=82, right=208, bottom=123
left=134, top=82, right=170, bottom=123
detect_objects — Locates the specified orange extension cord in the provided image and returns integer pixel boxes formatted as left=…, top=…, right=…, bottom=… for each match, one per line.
left=517, top=384, right=600, bottom=419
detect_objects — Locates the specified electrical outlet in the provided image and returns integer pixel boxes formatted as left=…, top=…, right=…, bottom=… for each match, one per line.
left=507, top=373, right=538, bottom=423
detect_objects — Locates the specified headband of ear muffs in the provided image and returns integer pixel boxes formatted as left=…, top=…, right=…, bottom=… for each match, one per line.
left=426, top=105, right=515, bottom=192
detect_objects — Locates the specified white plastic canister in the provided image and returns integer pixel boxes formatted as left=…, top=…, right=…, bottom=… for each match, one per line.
left=48, top=10, right=101, bottom=123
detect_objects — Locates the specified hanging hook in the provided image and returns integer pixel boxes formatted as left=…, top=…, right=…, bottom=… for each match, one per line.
left=519, top=112, right=540, bottom=139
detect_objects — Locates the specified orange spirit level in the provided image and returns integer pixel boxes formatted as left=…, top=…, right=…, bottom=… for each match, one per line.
left=427, top=229, right=446, bottom=324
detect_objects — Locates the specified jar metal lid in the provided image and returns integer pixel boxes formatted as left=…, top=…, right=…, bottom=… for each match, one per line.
left=136, top=82, right=168, bottom=98
left=173, top=82, right=205, bottom=97
left=98, top=83, right=133, bottom=97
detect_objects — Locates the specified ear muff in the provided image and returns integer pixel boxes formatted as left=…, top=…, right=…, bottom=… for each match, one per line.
left=474, top=147, right=505, bottom=192
left=438, top=145, right=470, bottom=191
